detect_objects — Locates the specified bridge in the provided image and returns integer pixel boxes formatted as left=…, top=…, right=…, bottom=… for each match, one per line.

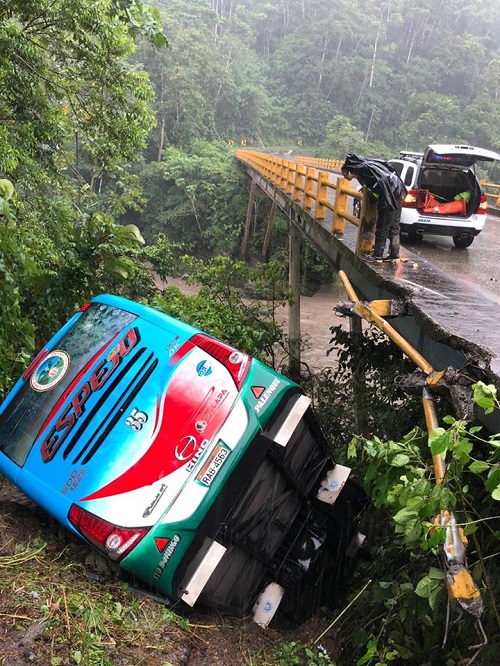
left=236, top=149, right=500, bottom=431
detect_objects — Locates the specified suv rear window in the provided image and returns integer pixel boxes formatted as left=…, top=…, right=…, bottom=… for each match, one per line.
left=389, top=160, right=416, bottom=187
left=0, top=304, right=136, bottom=466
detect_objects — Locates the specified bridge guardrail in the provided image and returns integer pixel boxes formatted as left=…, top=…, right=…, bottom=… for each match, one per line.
left=293, top=159, right=500, bottom=213
left=480, top=178, right=500, bottom=208
left=236, top=149, right=365, bottom=239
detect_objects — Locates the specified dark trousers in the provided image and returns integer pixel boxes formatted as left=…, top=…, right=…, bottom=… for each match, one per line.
left=373, top=199, right=403, bottom=259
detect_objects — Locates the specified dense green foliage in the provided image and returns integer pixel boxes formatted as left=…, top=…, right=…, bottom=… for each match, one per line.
left=342, top=382, right=500, bottom=665
left=139, top=0, right=500, bottom=169
left=124, top=141, right=250, bottom=255
left=306, top=330, right=500, bottom=665
left=0, top=0, right=166, bottom=394
left=1, top=1, right=500, bottom=664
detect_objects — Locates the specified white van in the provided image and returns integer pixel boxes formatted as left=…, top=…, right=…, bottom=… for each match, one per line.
left=389, top=144, right=500, bottom=248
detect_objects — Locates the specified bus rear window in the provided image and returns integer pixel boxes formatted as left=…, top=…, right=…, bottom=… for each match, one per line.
left=0, top=304, right=137, bottom=466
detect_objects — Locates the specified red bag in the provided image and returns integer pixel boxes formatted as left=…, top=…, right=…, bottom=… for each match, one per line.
left=420, top=190, right=466, bottom=216
left=436, top=199, right=466, bottom=216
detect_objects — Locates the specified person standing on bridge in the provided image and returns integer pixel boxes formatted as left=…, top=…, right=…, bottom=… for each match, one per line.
left=341, top=153, right=406, bottom=262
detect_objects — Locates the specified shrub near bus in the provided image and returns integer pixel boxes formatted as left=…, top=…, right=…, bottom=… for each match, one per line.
left=0, top=294, right=363, bottom=627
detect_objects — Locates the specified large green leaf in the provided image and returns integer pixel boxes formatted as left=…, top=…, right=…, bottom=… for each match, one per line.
left=116, top=224, right=145, bottom=245
left=0, top=179, right=14, bottom=201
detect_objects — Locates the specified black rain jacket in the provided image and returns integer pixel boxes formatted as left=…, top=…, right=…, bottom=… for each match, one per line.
left=341, top=153, right=407, bottom=211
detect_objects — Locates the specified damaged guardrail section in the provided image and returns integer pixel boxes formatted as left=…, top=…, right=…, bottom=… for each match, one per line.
left=335, top=270, right=499, bottom=663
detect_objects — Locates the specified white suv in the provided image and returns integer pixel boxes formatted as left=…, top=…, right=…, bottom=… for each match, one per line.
left=388, top=144, right=500, bottom=248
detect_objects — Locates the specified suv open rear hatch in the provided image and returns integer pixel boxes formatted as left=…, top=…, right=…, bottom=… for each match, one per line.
left=423, top=144, right=500, bottom=168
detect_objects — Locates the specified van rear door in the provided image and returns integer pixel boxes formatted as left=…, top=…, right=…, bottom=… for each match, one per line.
left=423, top=144, right=500, bottom=168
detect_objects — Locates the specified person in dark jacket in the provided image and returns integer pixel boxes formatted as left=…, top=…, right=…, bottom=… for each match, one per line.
left=341, top=153, right=407, bottom=261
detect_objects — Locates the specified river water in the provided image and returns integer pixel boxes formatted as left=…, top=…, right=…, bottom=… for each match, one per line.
left=162, top=277, right=346, bottom=372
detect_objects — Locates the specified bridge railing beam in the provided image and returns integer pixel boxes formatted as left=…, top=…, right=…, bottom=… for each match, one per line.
left=236, top=149, right=369, bottom=251
left=480, top=178, right=500, bottom=207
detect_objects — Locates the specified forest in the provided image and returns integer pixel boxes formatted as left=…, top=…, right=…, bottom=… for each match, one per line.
left=140, top=0, right=500, bottom=158
left=0, top=1, right=499, bottom=665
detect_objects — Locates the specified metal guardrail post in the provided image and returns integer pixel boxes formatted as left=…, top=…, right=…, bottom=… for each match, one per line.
left=272, top=158, right=282, bottom=186
left=294, top=164, right=306, bottom=202
left=304, top=167, right=315, bottom=210
left=279, top=159, right=287, bottom=190
left=315, top=171, right=328, bottom=220
left=332, top=176, right=347, bottom=234
left=285, top=161, right=295, bottom=196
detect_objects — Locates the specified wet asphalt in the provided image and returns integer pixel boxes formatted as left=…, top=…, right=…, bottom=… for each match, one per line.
left=403, top=213, right=500, bottom=305
left=344, top=210, right=500, bottom=379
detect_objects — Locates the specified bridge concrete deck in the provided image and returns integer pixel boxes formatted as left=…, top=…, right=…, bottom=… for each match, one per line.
left=250, top=170, right=500, bottom=428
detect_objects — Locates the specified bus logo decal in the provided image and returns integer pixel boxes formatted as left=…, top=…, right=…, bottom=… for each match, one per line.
left=196, top=360, right=213, bottom=377
left=254, top=378, right=280, bottom=414
left=31, top=351, right=70, bottom=392
left=40, top=328, right=139, bottom=462
left=174, top=435, right=198, bottom=462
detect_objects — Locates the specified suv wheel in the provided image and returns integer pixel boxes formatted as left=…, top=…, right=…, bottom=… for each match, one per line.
left=452, top=233, right=474, bottom=249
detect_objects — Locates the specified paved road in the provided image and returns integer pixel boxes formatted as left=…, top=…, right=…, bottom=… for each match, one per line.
left=342, top=173, right=500, bottom=304
left=402, top=213, right=500, bottom=305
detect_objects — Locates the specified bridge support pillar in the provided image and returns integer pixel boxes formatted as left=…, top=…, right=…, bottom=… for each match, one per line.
left=289, top=222, right=301, bottom=381
left=261, top=201, right=277, bottom=261
left=240, top=179, right=257, bottom=259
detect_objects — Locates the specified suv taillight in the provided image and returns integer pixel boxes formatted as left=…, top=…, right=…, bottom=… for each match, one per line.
left=68, top=504, right=149, bottom=561
left=478, top=195, right=488, bottom=215
left=402, top=189, right=418, bottom=208
left=191, top=333, right=250, bottom=389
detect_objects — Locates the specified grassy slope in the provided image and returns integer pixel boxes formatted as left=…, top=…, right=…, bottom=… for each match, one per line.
left=0, top=477, right=335, bottom=666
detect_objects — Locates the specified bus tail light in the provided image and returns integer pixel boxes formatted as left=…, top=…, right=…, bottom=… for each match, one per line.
left=191, top=334, right=250, bottom=389
left=68, top=504, right=149, bottom=561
